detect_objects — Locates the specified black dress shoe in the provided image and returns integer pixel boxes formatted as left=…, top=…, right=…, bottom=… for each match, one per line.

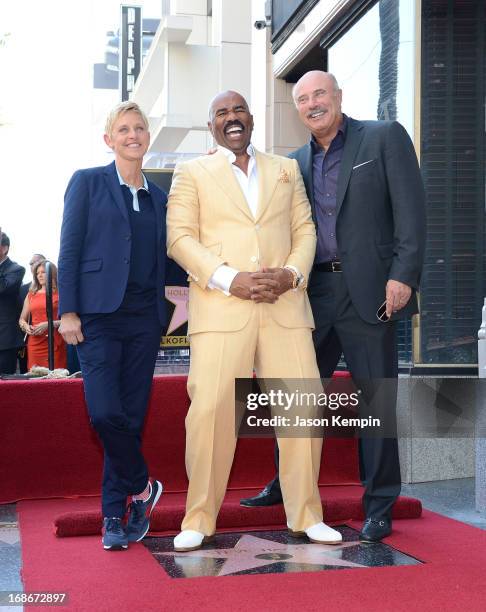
left=359, top=518, right=392, bottom=543
left=240, top=486, right=283, bottom=507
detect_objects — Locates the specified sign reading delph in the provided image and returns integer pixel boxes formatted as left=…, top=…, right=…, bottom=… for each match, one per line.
left=120, top=5, right=142, bottom=101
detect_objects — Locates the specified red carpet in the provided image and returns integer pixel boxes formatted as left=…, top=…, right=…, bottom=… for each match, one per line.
left=3, top=374, right=421, bottom=535
left=18, top=498, right=486, bottom=612
left=53, top=489, right=421, bottom=537
left=1, top=376, right=360, bottom=504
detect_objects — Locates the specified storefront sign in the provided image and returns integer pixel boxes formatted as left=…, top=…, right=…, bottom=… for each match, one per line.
left=120, top=5, right=142, bottom=101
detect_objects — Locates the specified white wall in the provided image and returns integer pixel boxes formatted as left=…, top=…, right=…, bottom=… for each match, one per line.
left=250, top=0, right=308, bottom=154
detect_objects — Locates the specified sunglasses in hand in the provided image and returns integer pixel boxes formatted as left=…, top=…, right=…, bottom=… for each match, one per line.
left=376, top=300, right=391, bottom=322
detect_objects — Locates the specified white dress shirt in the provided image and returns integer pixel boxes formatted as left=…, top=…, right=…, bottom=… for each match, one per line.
left=208, top=144, right=258, bottom=295
left=115, top=166, right=149, bottom=212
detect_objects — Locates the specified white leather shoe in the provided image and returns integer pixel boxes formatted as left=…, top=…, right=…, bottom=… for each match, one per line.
left=288, top=521, right=342, bottom=545
left=173, top=530, right=213, bottom=552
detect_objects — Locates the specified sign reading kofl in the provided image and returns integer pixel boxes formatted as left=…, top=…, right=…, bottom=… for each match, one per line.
left=163, top=286, right=189, bottom=348
left=143, top=169, right=190, bottom=354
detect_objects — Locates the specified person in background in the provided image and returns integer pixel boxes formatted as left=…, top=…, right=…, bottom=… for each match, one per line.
left=18, top=253, right=46, bottom=373
left=0, top=230, right=25, bottom=374
left=19, top=254, right=46, bottom=303
left=58, top=101, right=167, bottom=551
left=18, top=260, right=67, bottom=371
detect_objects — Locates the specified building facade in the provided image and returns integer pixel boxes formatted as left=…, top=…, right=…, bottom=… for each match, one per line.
left=255, top=0, right=486, bottom=371
left=133, top=0, right=486, bottom=371
left=133, top=0, right=253, bottom=167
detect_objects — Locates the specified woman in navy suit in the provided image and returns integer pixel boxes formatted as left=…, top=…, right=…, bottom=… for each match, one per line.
left=58, top=102, right=167, bottom=550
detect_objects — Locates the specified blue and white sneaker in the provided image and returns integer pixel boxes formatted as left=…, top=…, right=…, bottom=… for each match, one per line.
left=126, top=480, right=163, bottom=542
left=102, top=517, right=128, bottom=550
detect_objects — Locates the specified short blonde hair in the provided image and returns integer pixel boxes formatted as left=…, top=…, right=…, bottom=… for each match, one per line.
left=104, top=101, right=149, bottom=137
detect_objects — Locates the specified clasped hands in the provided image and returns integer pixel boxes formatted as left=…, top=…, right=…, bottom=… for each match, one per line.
left=21, top=321, right=49, bottom=336
left=21, top=320, right=63, bottom=336
left=229, top=267, right=294, bottom=303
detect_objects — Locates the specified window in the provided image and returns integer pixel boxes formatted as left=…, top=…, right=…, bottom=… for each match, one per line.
left=325, top=0, right=416, bottom=365
left=419, top=0, right=486, bottom=364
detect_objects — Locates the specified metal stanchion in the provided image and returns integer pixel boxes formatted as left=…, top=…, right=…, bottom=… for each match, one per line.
left=479, top=299, right=486, bottom=379
left=44, top=261, right=55, bottom=371
left=476, top=298, right=486, bottom=513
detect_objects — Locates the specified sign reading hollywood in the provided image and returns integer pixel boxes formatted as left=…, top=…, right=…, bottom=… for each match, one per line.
left=163, top=286, right=189, bottom=347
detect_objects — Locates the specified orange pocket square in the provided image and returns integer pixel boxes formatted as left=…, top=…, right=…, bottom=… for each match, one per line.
left=278, top=169, right=290, bottom=183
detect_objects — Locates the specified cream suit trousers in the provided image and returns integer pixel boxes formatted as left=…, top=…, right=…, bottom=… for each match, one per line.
left=182, top=304, right=324, bottom=535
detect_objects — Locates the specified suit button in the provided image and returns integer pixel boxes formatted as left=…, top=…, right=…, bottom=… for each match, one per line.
left=125, top=235, right=131, bottom=241
left=124, top=258, right=129, bottom=264
left=250, top=256, right=257, bottom=263
left=255, top=224, right=260, bottom=230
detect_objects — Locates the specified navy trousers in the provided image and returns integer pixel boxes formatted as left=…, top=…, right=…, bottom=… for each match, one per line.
left=77, top=306, right=161, bottom=518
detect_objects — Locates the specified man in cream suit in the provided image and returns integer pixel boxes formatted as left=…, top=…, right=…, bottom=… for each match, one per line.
left=167, top=90, right=341, bottom=552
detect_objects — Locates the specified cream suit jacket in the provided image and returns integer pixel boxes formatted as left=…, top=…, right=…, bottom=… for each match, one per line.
left=167, top=149, right=317, bottom=335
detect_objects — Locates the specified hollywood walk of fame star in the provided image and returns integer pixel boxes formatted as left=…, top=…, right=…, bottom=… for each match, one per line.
left=155, top=534, right=365, bottom=577
left=165, top=286, right=189, bottom=334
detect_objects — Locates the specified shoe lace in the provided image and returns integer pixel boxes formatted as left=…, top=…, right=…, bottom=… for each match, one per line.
left=127, top=500, right=145, bottom=524
left=105, top=517, right=123, bottom=533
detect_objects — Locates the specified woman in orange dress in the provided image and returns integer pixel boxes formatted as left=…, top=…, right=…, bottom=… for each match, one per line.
left=19, top=261, right=67, bottom=370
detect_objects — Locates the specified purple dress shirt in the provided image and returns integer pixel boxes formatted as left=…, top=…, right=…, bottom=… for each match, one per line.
left=312, top=116, right=347, bottom=263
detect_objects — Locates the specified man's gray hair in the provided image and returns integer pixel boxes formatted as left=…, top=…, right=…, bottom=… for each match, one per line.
left=291, top=71, right=340, bottom=103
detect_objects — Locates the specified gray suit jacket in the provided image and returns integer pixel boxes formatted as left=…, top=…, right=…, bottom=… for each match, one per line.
left=290, top=117, right=426, bottom=324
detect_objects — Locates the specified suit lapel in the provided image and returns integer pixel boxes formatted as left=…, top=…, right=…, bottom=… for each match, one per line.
left=148, top=180, right=164, bottom=244
left=104, top=161, right=128, bottom=221
left=199, top=152, right=254, bottom=221
left=298, top=144, right=315, bottom=216
left=336, top=118, right=364, bottom=216
left=255, top=151, right=280, bottom=222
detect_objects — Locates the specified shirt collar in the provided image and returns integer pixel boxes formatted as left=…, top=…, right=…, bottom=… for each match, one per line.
left=115, top=166, right=149, bottom=192
left=217, top=143, right=256, bottom=165
left=310, top=114, right=348, bottom=152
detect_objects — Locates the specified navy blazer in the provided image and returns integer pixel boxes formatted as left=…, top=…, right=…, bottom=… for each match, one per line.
left=290, top=118, right=426, bottom=325
left=58, top=161, right=167, bottom=326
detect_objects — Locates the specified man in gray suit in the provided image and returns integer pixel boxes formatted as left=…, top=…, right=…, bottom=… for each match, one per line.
left=241, top=71, right=426, bottom=543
